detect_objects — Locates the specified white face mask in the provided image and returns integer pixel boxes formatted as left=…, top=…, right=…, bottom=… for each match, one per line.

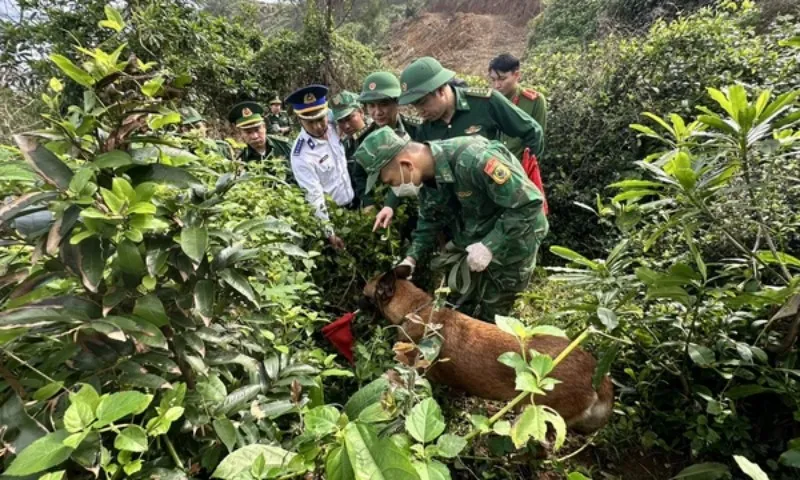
left=391, top=164, right=421, bottom=198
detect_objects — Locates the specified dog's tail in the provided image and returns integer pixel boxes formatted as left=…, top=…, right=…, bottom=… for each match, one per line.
left=568, top=376, right=614, bottom=434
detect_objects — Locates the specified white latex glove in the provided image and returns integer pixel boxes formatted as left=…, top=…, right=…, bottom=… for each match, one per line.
left=372, top=206, right=395, bottom=232
left=465, top=243, right=493, bottom=272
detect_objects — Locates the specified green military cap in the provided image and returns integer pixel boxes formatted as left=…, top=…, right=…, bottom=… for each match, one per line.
left=354, top=126, right=410, bottom=193
left=359, top=71, right=402, bottom=103
left=398, top=57, right=455, bottom=105
left=179, top=107, right=204, bottom=125
left=269, top=95, right=282, bottom=105
left=330, top=91, right=361, bottom=121
left=227, top=101, right=265, bottom=128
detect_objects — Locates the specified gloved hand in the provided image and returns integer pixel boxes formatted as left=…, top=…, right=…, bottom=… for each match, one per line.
left=465, top=243, right=492, bottom=272
left=395, top=257, right=416, bottom=280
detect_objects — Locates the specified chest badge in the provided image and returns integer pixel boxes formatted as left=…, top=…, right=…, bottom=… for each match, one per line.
left=308, top=139, right=315, bottom=150
left=464, top=125, right=482, bottom=135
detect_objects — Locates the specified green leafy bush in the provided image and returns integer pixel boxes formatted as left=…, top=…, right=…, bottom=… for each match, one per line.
left=524, top=1, right=800, bottom=258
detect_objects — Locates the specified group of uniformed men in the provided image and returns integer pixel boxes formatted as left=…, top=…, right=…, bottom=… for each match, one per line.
left=187, top=54, right=548, bottom=322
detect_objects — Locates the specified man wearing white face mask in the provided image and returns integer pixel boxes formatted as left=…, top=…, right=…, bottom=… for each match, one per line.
left=355, top=126, right=548, bottom=322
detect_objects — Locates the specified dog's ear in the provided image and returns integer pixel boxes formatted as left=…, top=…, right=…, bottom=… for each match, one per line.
left=394, top=264, right=413, bottom=280
left=375, top=271, right=397, bottom=305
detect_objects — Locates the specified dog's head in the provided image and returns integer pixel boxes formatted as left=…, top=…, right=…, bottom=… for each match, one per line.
left=362, top=265, right=423, bottom=324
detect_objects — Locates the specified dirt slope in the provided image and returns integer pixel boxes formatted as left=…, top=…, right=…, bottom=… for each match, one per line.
left=384, top=1, right=541, bottom=76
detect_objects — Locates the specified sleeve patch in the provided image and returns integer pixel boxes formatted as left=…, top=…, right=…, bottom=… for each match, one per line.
left=522, top=89, right=539, bottom=101
left=484, top=158, right=510, bottom=185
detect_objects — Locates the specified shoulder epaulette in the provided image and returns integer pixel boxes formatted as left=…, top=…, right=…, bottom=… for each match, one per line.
left=292, top=138, right=304, bottom=156
left=268, top=134, right=291, bottom=144
left=464, top=87, right=492, bottom=98
left=521, top=88, right=540, bottom=101
left=401, top=113, right=423, bottom=126
left=352, top=124, right=372, bottom=141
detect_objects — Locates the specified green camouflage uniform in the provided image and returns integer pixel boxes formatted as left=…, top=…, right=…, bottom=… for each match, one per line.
left=266, top=111, right=291, bottom=134
left=398, top=57, right=544, bottom=159
left=354, top=114, right=421, bottom=209
left=237, top=135, right=295, bottom=182
left=500, top=85, right=547, bottom=159
left=355, top=128, right=548, bottom=322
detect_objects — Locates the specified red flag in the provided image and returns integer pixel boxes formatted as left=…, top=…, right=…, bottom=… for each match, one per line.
left=322, top=312, right=355, bottom=364
left=522, top=148, right=549, bottom=215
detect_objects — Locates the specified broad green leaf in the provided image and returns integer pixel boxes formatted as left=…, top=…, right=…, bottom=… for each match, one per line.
left=124, top=460, right=143, bottom=476
left=64, top=399, right=95, bottom=433
left=33, top=381, right=64, bottom=401
left=413, top=460, right=450, bottom=480
left=219, top=269, right=259, bottom=307
left=435, top=434, right=466, bottom=458
left=779, top=448, right=800, bottom=468
left=734, top=456, right=768, bottom=480
left=5, top=429, right=74, bottom=476
left=15, top=135, right=74, bottom=189
left=530, top=326, right=567, bottom=338
left=94, top=391, right=153, bottom=427
left=213, top=418, right=237, bottom=453
left=128, top=202, right=156, bottom=215
left=567, top=474, right=591, bottom=480
left=756, top=250, right=800, bottom=268
left=596, top=307, right=618, bottom=331
left=194, top=279, right=214, bottom=324
left=543, top=407, right=567, bottom=450
left=180, top=226, right=208, bottom=264
left=671, top=462, right=730, bottom=479
left=495, top=315, right=528, bottom=339
left=215, top=384, right=261, bottom=416
left=497, top=352, right=527, bottom=372
left=343, top=422, right=419, bottom=480
left=211, top=444, right=297, bottom=479
left=117, top=239, right=146, bottom=275
left=406, top=398, right=446, bottom=443
left=98, top=5, right=124, bottom=31
left=39, top=471, right=66, bottom=480
left=94, top=150, right=133, bottom=169
left=100, top=188, right=125, bottom=214
left=510, top=405, right=547, bottom=448
left=688, top=344, right=715, bottom=367
left=326, top=445, right=355, bottom=480
left=49, top=54, right=95, bottom=87
left=515, top=372, right=540, bottom=393
left=72, top=384, right=101, bottom=412
left=114, top=425, right=148, bottom=452
left=133, top=293, right=169, bottom=327
left=112, top=177, right=136, bottom=203
left=593, top=344, right=619, bottom=390
left=78, top=237, right=104, bottom=292
left=345, top=378, right=389, bottom=419
left=127, top=164, right=202, bottom=188
left=142, top=77, right=165, bottom=97
left=68, top=167, right=94, bottom=194
left=305, top=406, right=340, bottom=437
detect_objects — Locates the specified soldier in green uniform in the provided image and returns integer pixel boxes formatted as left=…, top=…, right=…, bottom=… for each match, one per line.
left=355, top=126, right=548, bottom=322
left=178, top=107, right=234, bottom=160
left=488, top=53, right=547, bottom=159
left=331, top=91, right=373, bottom=211
left=266, top=96, right=292, bottom=135
left=227, top=101, right=294, bottom=180
left=398, top=56, right=544, bottom=158
left=357, top=71, right=422, bottom=230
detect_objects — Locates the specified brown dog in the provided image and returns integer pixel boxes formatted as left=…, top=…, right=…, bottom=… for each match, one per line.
left=363, top=269, right=614, bottom=434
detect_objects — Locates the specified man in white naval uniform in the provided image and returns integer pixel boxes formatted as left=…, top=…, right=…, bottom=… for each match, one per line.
left=286, top=84, right=355, bottom=250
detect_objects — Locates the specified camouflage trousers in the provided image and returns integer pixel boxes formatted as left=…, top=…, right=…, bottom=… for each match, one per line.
left=432, top=243, right=539, bottom=323
left=455, top=254, right=538, bottom=322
